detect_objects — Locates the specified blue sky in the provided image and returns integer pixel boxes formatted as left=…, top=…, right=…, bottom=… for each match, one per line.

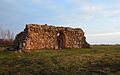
left=0, top=0, right=120, bottom=44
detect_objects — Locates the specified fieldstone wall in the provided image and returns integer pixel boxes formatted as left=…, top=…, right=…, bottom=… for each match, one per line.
left=14, top=24, right=90, bottom=51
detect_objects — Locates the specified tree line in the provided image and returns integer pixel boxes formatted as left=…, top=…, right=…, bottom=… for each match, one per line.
left=0, top=27, right=14, bottom=47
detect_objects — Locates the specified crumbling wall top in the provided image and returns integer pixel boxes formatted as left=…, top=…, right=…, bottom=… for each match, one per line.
left=25, top=24, right=84, bottom=33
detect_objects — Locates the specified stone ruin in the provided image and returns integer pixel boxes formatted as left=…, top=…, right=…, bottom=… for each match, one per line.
left=13, top=24, right=90, bottom=51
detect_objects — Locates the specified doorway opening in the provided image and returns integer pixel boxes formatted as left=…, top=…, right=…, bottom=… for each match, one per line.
left=57, top=31, right=63, bottom=49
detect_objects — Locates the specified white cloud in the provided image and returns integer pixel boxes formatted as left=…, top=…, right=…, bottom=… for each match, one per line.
left=82, top=5, right=120, bottom=18
left=88, top=32, right=120, bottom=36
left=103, top=10, right=120, bottom=17
left=67, top=0, right=120, bottom=18
left=82, top=5, right=103, bottom=14
left=87, top=32, right=120, bottom=44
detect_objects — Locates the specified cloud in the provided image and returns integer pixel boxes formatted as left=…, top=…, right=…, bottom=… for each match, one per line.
left=87, top=32, right=120, bottom=44
left=67, top=0, right=120, bottom=19
left=82, top=5, right=103, bottom=14
left=88, top=32, right=120, bottom=36
left=82, top=5, right=120, bottom=18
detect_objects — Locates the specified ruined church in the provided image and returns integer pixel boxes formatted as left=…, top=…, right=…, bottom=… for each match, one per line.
left=13, top=24, right=90, bottom=51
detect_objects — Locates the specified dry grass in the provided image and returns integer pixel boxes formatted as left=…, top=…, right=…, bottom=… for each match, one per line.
left=0, top=45, right=120, bottom=75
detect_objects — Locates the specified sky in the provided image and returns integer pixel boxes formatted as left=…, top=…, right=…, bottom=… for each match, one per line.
left=0, top=0, right=120, bottom=44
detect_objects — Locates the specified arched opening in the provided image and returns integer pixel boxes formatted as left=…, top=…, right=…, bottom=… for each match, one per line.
left=57, top=31, right=63, bottom=49
left=54, top=31, right=66, bottom=49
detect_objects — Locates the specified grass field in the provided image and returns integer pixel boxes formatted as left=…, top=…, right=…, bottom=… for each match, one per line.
left=0, top=45, right=120, bottom=75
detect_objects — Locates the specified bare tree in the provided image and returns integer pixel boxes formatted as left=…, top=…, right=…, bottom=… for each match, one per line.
left=0, top=26, right=14, bottom=46
left=5, top=30, right=14, bottom=41
left=0, top=27, right=6, bottom=39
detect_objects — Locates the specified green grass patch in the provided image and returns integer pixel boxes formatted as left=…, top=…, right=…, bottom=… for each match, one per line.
left=0, top=45, right=120, bottom=75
